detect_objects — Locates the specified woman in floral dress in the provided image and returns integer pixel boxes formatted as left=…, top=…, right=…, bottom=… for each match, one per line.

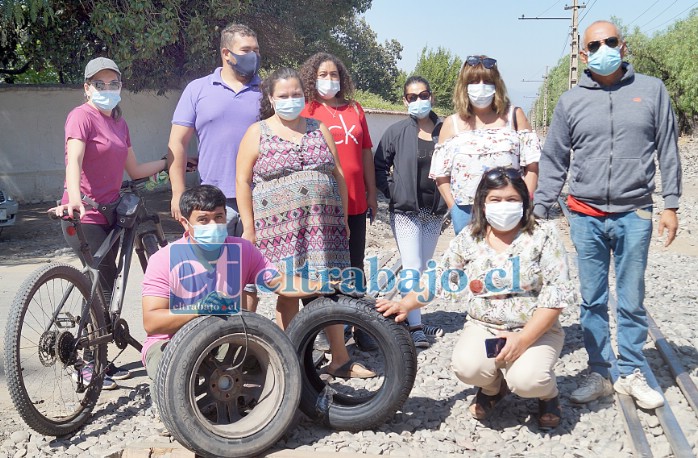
left=236, top=67, right=374, bottom=379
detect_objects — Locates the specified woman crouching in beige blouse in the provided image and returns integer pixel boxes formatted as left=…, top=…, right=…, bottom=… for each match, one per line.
left=376, top=167, right=577, bottom=430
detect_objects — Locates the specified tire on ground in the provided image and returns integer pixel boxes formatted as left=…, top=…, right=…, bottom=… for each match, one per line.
left=285, top=295, right=417, bottom=431
left=155, top=312, right=301, bottom=458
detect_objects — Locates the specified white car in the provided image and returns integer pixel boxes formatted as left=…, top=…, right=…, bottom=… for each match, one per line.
left=0, top=188, right=19, bottom=232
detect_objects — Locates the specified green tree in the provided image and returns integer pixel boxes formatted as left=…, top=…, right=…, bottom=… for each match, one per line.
left=0, top=0, right=375, bottom=91
left=330, top=16, right=403, bottom=101
left=412, top=46, right=462, bottom=111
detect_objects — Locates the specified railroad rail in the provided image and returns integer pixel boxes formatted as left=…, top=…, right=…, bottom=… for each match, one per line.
left=557, top=196, right=697, bottom=457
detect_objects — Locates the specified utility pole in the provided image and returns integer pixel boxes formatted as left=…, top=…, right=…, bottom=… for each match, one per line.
left=565, top=0, right=585, bottom=88
left=522, top=66, right=549, bottom=134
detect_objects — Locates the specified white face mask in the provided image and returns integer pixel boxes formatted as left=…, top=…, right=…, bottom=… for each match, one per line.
left=468, top=83, right=496, bottom=108
left=485, top=201, right=523, bottom=232
left=316, top=79, right=341, bottom=99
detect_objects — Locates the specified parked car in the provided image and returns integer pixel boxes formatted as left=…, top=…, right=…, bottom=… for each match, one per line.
left=0, top=188, right=19, bottom=233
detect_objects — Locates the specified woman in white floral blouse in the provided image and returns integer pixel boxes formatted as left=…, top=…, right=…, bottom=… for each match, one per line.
left=430, top=55, right=541, bottom=235
left=376, top=167, right=577, bottom=430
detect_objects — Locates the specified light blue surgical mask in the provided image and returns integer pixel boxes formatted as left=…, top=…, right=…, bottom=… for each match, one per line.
left=191, top=223, right=228, bottom=251
left=408, top=99, right=432, bottom=119
left=587, top=45, right=622, bottom=76
left=90, top=89, right=121, bottom=111
left=316, top=79, right=341, bottom=99
left=274, top=97, right=305, bottom=121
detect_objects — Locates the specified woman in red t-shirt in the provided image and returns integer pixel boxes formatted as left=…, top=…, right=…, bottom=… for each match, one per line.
left=300, top=53, right=378, bottom=283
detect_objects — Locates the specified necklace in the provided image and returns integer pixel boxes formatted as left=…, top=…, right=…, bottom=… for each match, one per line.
left=321, top=102, right=338, bottom=119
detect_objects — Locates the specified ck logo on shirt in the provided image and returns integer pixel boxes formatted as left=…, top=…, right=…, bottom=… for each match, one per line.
left=328, top=114, right=359, bottom=145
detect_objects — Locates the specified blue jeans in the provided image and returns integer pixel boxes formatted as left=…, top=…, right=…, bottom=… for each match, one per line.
left=450, top=204, right=472, bottom=235
left=569, top=207, right=652, bottom=378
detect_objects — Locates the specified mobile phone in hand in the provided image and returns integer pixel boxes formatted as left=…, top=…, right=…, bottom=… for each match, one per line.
left=367, top=208, right=374, bottom=225
left=485, top=337, right=507, bottom=358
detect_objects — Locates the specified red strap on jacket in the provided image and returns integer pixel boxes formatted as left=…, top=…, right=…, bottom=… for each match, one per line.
left=567, top=195, right=611, bottom=217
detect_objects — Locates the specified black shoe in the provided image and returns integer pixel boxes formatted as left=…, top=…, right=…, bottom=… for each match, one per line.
left=354, top=327, right=378, bottom=351
left=105, top=363, right=131, bottom=380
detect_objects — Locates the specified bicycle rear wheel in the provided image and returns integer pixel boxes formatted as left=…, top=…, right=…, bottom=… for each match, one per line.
left=4, top=263, right=108, bottom=436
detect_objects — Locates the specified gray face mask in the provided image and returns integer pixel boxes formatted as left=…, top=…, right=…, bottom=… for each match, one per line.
left=226, top=49, right=260, bottom=78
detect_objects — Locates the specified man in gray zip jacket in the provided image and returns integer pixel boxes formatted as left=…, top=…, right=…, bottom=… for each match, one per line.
left=533, top=20, right=681, bottom=410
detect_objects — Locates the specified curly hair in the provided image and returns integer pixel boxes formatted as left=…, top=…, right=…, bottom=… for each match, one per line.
left=299, top=52, right=355, bottom=115
left=453, top=55, right=510, bottom=119
left=259, top=67, right=305, bottom=120
left=469, top=167, right=536, bottom=240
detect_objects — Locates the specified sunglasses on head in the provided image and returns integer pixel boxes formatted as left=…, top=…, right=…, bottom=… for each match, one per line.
left=404, top=90, right=431, bottom=103
left=464, top=56, right=497, bottom=69
left=586, top=36, right=620, bottom=53
left=484, top=167, right=522, bottom=182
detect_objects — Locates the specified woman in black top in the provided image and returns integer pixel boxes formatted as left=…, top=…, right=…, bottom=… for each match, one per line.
left=374, top=76, right=448, bottom=348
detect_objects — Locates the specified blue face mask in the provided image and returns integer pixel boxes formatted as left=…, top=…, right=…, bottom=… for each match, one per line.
left=408, top=99, right=432, bottom=119
left=90, top=89, right=121, bottom=111
left=274, top=97, right=305, bottom=121
left=587, top=44, right=622, bottom=76
left=227, top=49, right=260, bottom=78
left=191, top=223, right=228, bottom=251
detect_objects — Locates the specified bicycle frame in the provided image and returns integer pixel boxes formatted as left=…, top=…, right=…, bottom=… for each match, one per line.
left=47, top=181, right=167, bottom=357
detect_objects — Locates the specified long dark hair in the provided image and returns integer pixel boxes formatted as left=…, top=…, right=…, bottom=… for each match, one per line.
left=469, top=167, right=536, bottom=240
left=299, top=52, right=355, bottom=115
left=259, top=67, right=305, bottom=120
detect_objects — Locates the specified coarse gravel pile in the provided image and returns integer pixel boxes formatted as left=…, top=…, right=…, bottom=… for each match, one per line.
left=1, top=138, right=696, bottom=457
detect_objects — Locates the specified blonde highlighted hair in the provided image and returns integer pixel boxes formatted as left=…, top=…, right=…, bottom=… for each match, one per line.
left=453, top=55, right=510, bottom=119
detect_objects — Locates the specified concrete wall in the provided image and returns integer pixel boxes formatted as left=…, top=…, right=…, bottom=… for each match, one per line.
left=0, top=85, right=407, bottom=203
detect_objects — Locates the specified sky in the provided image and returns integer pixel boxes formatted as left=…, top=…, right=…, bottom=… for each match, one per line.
left=362, top=0, right=697, bottom=112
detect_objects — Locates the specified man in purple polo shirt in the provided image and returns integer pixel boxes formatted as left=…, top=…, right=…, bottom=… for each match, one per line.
left=167, top=23, right=261, bottom=232
left=167, top=23, right=262, bottom=310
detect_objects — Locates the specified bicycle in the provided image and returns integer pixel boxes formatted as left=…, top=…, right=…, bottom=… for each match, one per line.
left=3, top=177, right=167, bottom=436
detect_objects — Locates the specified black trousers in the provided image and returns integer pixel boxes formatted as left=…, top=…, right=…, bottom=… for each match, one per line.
left=347, top=211, right=367, bottom=287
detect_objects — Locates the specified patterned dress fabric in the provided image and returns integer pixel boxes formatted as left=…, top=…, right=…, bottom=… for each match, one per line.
left=252, top=118, right=350, bottom=280
left=425, top=221, right=578, bottom=331
left=429, top=108, right=542, bottom=206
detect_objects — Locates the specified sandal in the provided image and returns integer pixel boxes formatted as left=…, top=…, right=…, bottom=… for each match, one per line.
left=324, top=359, right=376, bottom=379
left=469, top=379, right=510, bottom=420
left=538, top=395, right=562, bottom=429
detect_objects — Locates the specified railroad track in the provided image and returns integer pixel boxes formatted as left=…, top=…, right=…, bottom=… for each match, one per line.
left=557, top=196, right=698, bottom=457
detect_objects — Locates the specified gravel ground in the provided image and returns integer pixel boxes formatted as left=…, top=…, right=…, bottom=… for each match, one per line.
left=0, top=137, right=696, bottom=457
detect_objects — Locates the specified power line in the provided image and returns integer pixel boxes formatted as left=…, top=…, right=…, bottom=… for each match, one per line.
left=644, top=2, right=698, bottom=32
left=558, top=30, right=571, bottom=60
left=627, top=0, right=661, bottom=26
left=536, top=0, right=562, bottom=17
left=579, top=0, right=598, bottom=24
left=639, top=0, right=679, bottom=29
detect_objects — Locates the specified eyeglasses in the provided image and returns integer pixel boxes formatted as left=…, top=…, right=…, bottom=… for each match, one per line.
left=404, top=90, right=431, bottom=103
left=90, top=80, right=122, bottom=91
left=464, top=56, right=497, bottom=69
left=586, top=36, right=620, bottom=53
left=484, top=167, right=522, bottom=182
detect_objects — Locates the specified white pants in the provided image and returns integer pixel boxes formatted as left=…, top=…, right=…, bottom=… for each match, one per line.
left=451, top=321, right=565, bottom=399
left=390, top=209, right=441, bottom=327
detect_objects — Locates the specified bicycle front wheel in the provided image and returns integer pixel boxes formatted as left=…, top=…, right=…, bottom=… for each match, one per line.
left=3, top=263, right=108, bottom=436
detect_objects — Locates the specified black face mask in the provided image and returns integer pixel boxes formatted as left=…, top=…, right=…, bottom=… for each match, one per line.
left=226, top=49, right=260, bottom=78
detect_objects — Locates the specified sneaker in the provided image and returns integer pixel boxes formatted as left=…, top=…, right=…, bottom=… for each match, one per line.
left=614, top=369, right=664, bottom=409
left=105, top=363, right=131, bottom=380
left=354, top=327, right=378, bottom=351
left=422, top=324, right=444, bottom=338
left=72, top=362, right=118, bottom=390
left=314, top=330, right=330, bottom=352
left=570, top=372, right=613, bottom=403
left=410, top=329, right=430, bottom=349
